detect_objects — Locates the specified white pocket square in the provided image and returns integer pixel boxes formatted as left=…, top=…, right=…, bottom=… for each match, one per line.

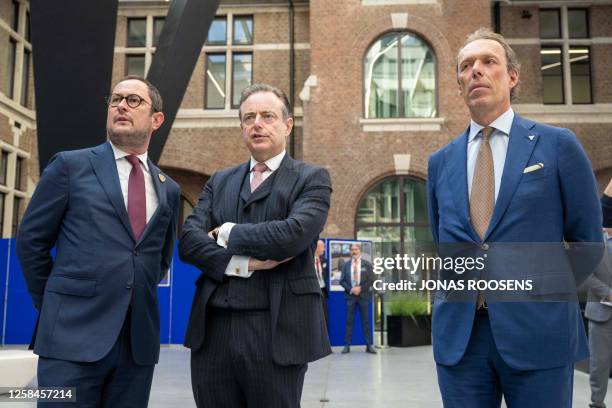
left=523, top=163, right=544, bottom=174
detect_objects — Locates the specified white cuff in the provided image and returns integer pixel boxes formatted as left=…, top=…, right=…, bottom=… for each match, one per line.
left=217, top=222, right=235, bottom=248
left=224, top=256, right=252, bottom=278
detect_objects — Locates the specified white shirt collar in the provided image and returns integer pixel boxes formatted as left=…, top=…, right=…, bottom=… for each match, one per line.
left=468, top=107, right=514, bottom=142
left=109, top=140, right=150, bottom=172
left=250, top=150, right=286, bottom=172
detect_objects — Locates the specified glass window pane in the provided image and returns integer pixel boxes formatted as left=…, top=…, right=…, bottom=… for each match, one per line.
left=126, top=55, right=145, bottom=76
left=0, top=151, right=8, bottom=185
left=356, top=178, right=401, bottom=224
left=15, top=156, right=23, bottom=190
left=404, top=178, right=428, bottom=224
left=205, top=54, right=226, bottom=109
left=541, top=48, right=564, bottom=104
left=207, top=17, right=227, bottom=45
left=127, top=18, right=146, bottom=47
left=568, top=9, right=588, bottom=39
left=10, top=0, right=19, bottom=31
left=20, top=49, right=30, bottom=106
left=153, top=17, right=165, bottom=47
left=401, top=34, right=436, bottom=118
left=232, top=53, right=252, bottom=108
left=233, top=16, right=253, bottom=45
left=570, top=47, right=592, bottom=104
left=12, top=196, right=22, bottom=237
left=539, top=9, right=560, bottom=39
left=364, top=32, right=399, bottom=118
left=5, top=39, right=16, bottom=98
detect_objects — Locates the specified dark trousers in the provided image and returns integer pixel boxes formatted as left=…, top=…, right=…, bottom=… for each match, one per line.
left=436, top=313, right=574, bottom=408
left=344, top=296, right=372, bottom=346
left=321, top=290, right=329, bottom=329
left=191, top=308, right=307, bottom=408
left=588, top=318, right=612, bottom=408
left=37, top=309, right=155, bottom=408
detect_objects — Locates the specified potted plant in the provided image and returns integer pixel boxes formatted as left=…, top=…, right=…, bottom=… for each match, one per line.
left=386, top=293, right=431, bottom=347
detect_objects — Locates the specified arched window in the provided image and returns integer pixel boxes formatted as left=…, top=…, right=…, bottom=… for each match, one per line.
left=356, top=176, right=433, bottom=261
left=364, top=32, right=436, bottom=119
left=355, top=176, right=435, bottom=330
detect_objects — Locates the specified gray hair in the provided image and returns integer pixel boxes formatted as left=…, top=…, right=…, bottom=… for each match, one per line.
left=457, top=28, right=521, bottom=101
left=238, top=83, right=291, bottom=121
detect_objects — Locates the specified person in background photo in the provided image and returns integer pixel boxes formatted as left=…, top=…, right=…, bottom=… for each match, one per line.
left=315, top=239, right=329, bottom=328
left=340, top=243, right=376, bottom=354
left=17, top=76, right=181, bottom=407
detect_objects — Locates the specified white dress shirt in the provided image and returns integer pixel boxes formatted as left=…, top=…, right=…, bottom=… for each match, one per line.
left=467, top=108, right=514, bottom=202
left=350, top=258, right=362, bottom=287
left=218, top=150, right=287, bottom=278
left=109, top=141, right=158, bottom=222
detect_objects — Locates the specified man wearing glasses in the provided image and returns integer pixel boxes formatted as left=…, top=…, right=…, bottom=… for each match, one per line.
left=180, top=83, right=332, bottom=407
left=17, top=76, right=180, bottom=407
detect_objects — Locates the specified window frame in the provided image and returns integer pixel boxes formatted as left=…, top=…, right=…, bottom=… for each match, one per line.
left=203, top=14, right=254, bottom=111
left=362, top=30, right=438, bottom=119
left=540, top=6, right=593, bottom=105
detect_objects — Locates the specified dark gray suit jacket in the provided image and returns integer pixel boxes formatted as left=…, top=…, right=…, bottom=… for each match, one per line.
left=179, top=154, right=332, bottom=365
left=585, top=234, right=612, bottom=322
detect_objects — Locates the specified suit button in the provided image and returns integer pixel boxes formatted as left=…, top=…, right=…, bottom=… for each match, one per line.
left=126, top=282, right=133, bottom=289
left=481, top=243, right=489, bottom=250
left=133, top=250, right=138, bottom=256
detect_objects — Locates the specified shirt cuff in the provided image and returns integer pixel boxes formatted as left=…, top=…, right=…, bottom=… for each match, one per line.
left=224, top=256, right=252, bottom=278
left=217, top=222, right=235, bottom=248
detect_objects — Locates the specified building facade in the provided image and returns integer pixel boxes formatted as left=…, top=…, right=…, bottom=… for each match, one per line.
left=1, top=0, right=611, bottom=267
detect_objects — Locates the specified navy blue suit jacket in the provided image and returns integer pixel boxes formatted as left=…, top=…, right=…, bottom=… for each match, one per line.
left=179, top=154, right=332, bottom=366
left=427, top=115, right=603, bottom=370
left=340, top=259, right=375, bottom=300
left=17, top=142, right=180, bottom=365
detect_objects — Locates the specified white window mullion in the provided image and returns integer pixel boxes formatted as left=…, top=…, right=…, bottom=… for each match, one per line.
left=560, top=6, right=572, bottom=105
left=145, top=15, right=154, bottom=75
left=225, top=14, right=234, bottom=110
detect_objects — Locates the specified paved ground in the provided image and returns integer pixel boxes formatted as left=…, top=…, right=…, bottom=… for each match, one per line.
left=1, top=345, right=610, bottom=407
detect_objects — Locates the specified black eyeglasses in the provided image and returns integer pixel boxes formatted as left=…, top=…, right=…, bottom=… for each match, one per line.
left=106, top=93, right=150, bottom=109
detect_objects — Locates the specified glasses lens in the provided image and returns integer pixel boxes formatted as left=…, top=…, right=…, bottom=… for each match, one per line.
left=109, top=95, right=123, bottom=106
left=126, top=95, right=142, bottom=108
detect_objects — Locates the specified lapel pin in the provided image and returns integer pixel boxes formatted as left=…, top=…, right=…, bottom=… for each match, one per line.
left=158, top=173, right=166, bottom=183
left=528, top=135, right=535, bottom=141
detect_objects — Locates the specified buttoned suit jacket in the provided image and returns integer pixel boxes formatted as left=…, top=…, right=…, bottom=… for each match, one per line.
left=427, top=114, right=603, bottom=370
left=179, top=154, right=332, bottom=365
left=17, top=141, right=180, bottom=365
left=340, top=258, right=375, bottom=300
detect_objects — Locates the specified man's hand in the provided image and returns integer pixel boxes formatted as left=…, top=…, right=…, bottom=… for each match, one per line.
left=350, top=286, right=362, bottom=296
left=207, top=227, right=220, bottom=241
left=248, top=257, right=293, bottom=271
left=605, top=178, right=612, bottom=198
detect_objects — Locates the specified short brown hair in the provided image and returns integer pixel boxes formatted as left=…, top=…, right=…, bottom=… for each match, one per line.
left=457, top=28, right=521, bottom=100
left=238, top=83, right=291, bottom=121
left=119, top=75, right=163, bottom=113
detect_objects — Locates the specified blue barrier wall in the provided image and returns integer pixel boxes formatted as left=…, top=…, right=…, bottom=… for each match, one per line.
left=1, top=238, right=371, bottom=346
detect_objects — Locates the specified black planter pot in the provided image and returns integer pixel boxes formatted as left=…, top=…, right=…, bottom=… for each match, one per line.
left=387, top=315, right=432, bottom=347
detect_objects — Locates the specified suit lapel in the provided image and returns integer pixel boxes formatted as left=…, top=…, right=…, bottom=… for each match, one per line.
left=443, top=129, right=480, bottom=242
left=138, top=160, right=168, bottom=244
left=483, top=115, right=538, bottom=241
left=90, top=142, right=135, bottom=241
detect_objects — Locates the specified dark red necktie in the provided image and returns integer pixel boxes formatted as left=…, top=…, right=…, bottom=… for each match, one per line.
left=125, top=155, right=146, bottom=240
